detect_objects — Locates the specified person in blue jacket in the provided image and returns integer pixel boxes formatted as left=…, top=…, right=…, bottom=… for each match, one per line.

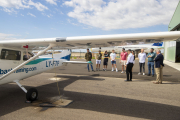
left=147, top=48, right=156, bottom=77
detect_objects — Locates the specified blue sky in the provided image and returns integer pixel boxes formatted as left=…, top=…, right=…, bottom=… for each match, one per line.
left=0, top=0, right=179, bottom=40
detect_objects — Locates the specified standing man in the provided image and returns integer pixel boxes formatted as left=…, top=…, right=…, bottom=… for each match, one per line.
left=85, top=49, right=94, bottom=72
left=103, top=50, right=109, bottom=71
left=120, top=48, right=128, bottom=73
left=153, top=50, right=164, bottom=84
left=147, top=48, right=156, bottom=77
left=96, top=50, right=102, bottom=71
left=125, top=49, right=134, bottom=82
left=110, top=50, right=118, bottom=72
left=138, top=49, right=146, bottom=75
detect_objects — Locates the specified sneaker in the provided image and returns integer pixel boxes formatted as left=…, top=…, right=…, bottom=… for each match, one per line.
left=105, top=69, right=107, bottom=71
left=112, top=69, right=114, bottom=71
left=96, top=68, right=98, bottom=71
left=116, top=70, right=118, bottom=72
left=138, top=73, right=141, bottom=75
left=103, top=69, right=105, bottom=71
left=143, top=73, right=145, bottom=75
left=121, top=71, right=124, bottom=73
left=88, top=70, right=90, bottom=72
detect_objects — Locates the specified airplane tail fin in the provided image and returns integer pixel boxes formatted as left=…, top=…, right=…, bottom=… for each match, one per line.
left=39, top=49, right=71, bottom=61
left=152, top=42, right=163, bottom=46
left=53, top=49, right=71, bottom=61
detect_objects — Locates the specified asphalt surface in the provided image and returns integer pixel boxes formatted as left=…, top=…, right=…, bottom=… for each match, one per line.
left=0, top=59, right=180, bottom=120
left=49, top=59, right=180, bottom=82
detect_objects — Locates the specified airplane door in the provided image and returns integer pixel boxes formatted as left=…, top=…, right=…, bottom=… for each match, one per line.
left=0, top=49, right=21, bottom=80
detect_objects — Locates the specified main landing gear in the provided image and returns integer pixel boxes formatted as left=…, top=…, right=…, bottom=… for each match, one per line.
left=15, top=81, right=38, bottom=102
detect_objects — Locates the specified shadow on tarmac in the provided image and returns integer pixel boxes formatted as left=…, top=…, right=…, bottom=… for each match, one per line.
left=0, top=75, right=180, bottom=120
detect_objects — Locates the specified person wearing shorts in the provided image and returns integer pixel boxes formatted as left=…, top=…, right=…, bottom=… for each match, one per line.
left=110, top=50, right=118, bottom=72
left=120, top=48, right=128, bottom=73
left=96, top=50, right=102, bottom=71
left=103, top=51, right=109, bottom=71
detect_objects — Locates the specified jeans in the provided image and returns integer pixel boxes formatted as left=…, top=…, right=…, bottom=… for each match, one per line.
left=148, top=62, right=155, bottom=75
left=87, top=64, right=93, bottom=71
left=111, top=61, right=116, bottom=64
left=139, top=63, right=145, bottom=73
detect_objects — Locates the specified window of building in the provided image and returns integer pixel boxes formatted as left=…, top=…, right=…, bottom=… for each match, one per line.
left=0, top=49, right=21, bottom=60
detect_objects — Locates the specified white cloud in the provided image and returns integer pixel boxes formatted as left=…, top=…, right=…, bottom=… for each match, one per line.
left=67, top=19, right=78, bottom=26
left=64, top=0, right=180, bottom=30
left=55, top=8, right=64, bottom=14
left=2, top=8, right=17, bottom=13
left=42, top=13, right=53, bottom=18
left=28, top=0, right=48, bottom=11
left=46, top=0, right=57, bottom=5
left=21, top=14, right=24, bottom=16
left=0, top=0, right=48, bottom=13
left=0, top=33, right=19, bottom=40
left=27, top=12, right=36, bottom=17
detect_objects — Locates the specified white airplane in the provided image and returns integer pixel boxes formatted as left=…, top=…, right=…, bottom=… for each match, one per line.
left=91, top=42, right=164, bottom=53
left=0, top=31, right=180, bottom=101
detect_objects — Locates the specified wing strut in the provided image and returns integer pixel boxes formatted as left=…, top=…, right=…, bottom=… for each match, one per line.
left=0, top=44, right=56, bottom=81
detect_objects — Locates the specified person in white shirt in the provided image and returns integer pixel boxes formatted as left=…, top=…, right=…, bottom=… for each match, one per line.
left=125, top=49, right=134, bottom=81
left=110, top=50, right=118, bottom=72
left=138, top=49, right=146, bottom=75
left=132, top=50, right=135, bottom=72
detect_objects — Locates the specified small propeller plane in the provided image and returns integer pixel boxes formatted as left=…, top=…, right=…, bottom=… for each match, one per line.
left=0, top=31, right=180, bottom=101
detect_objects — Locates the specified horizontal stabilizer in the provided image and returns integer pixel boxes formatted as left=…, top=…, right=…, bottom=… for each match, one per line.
left=63, top=61, right=92, bottom=64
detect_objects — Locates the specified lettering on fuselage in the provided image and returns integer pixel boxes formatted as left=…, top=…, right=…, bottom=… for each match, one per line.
left=46, top=61, right=59, bottom=67
left=0, top=67, right=37, bottom=74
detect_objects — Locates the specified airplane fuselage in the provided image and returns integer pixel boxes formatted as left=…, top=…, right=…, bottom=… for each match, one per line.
left=0, top=47, right=70, bottom=85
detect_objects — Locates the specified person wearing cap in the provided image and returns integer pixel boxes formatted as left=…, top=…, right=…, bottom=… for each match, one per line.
left=147, top=48, right=156, bottom=77
left=85, top=49, right=94, bottom=72
left=125, top=49, right=134, bottom=82
left=120, top=48, right=128, bottom=73
left=96, top=50, right=102, bottom=71
left=110, top=50, right=118, bottom=72
left=103, top=50, right=109, bottom=71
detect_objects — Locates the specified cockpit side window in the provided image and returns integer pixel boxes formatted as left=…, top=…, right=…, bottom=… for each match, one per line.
left=0, top=49, right=21, bottom=60
left=23, top=52, right=34, bottom=61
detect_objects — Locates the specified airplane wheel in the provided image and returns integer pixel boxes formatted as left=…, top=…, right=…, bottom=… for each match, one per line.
left=26, top=88, right=38, bottom=101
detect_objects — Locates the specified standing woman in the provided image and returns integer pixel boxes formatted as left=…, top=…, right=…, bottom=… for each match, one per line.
left=132, top=51, right=135, bottom=72
left=103, top=51, right=109, bottom=71
left=125, top=49, right=134, bottom=82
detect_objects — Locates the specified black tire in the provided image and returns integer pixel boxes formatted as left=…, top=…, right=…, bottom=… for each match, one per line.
left=26, top=88, right=38, bottom=101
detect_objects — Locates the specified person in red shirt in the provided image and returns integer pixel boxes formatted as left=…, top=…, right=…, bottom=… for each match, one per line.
left=120, top=48, right=128, bottom=73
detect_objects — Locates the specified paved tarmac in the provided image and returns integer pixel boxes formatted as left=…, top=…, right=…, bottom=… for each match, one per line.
left=49, top=59, right=180, bottom=82
left=0, top=59, right=180, bottom=120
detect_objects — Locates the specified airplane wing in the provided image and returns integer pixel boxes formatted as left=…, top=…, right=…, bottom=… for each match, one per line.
left=0, top=31, right=180, bottom=50
left=0, top=31, right=180, bottom=80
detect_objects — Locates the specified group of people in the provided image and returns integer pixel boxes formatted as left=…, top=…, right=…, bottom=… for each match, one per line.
left=85, top=48, right=164, bottom=84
